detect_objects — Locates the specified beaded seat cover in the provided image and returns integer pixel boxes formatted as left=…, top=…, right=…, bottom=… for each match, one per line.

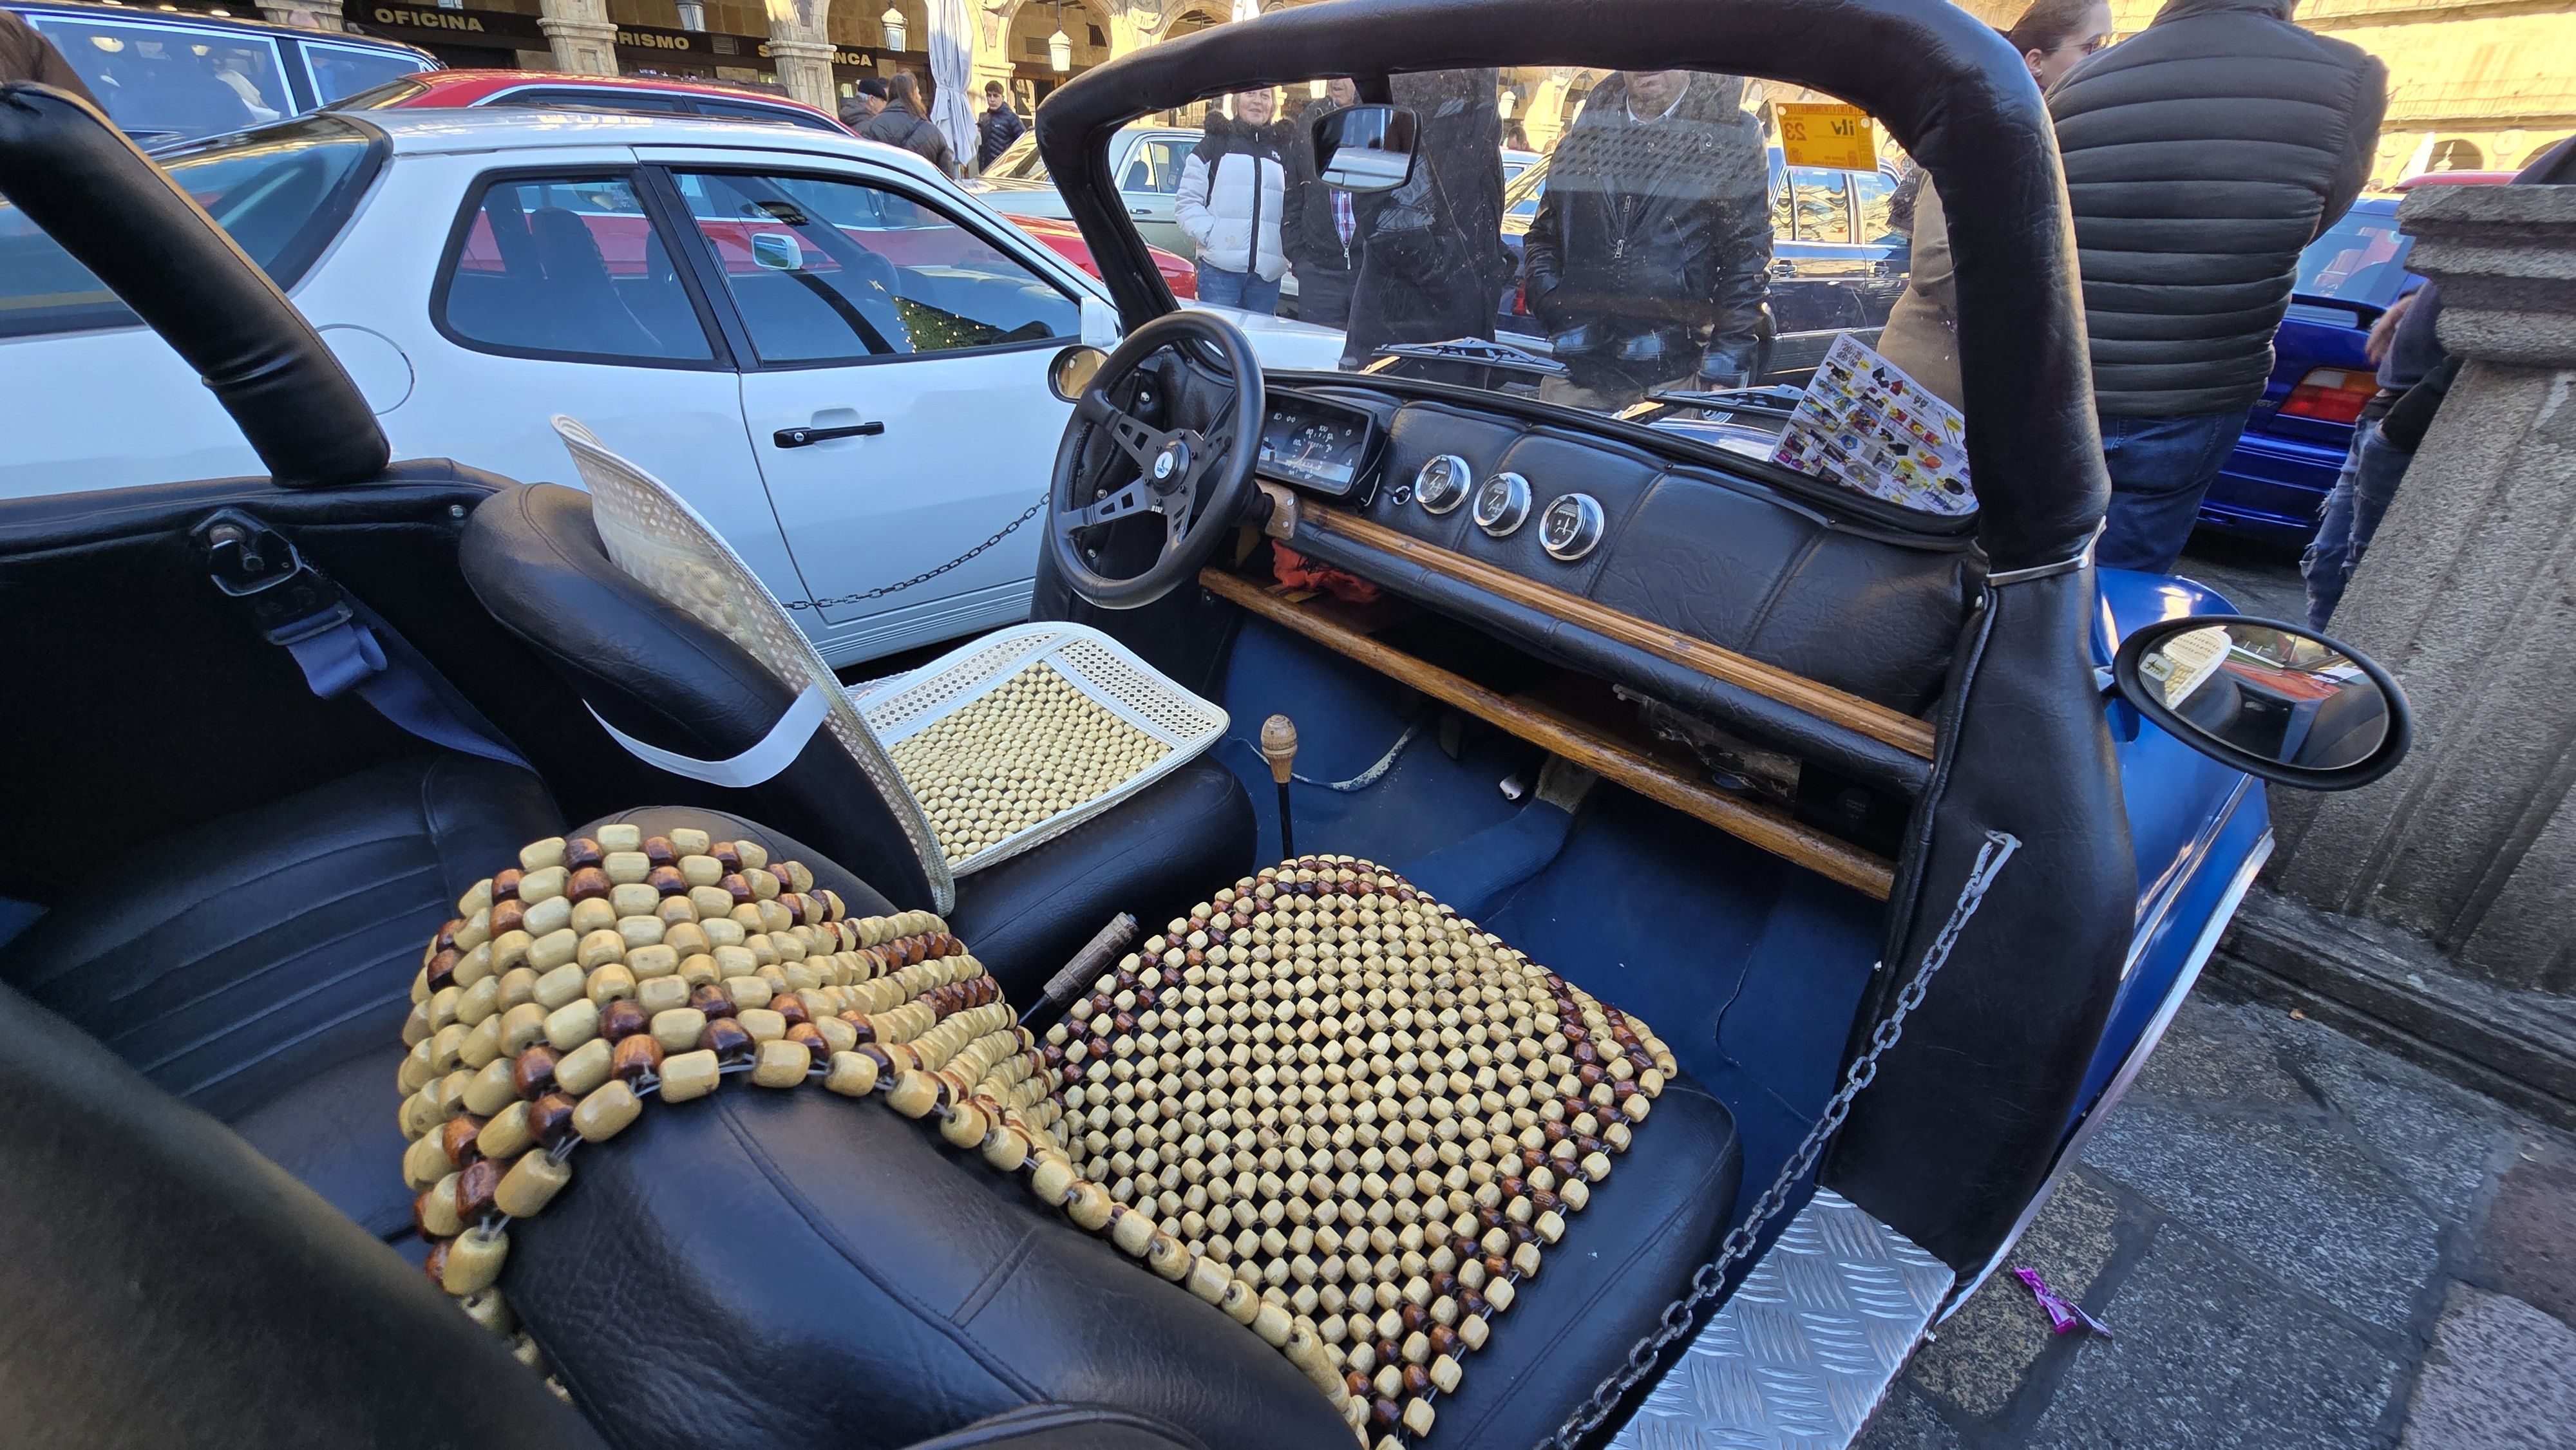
left=396, top=829, right=1676, bottom=1449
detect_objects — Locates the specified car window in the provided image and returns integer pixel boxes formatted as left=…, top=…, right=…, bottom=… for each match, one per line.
left=1786, top=168, right=1852, bottom=244
left=436, top=175, right=715, bottom=364
left=1852, top=170, right=1899, bottom=245
left=0, top=114, right=379, bottom=338
left=490, top=88, right=692, bottom=115
left=2295, top=211, right=2414, bottom=308
left=693, top=98, right=836, bottom=131
left=27, top=14, right=292, bottom=144
left=672, top=169, right=1078, bottom=366
left=1122, top=137, right=1191, bottom=195
left=987, top=131, right=1047, bottom=180
left=327, top=75, right=431, bottom=109
left=300, top=41, right=428, bottom=106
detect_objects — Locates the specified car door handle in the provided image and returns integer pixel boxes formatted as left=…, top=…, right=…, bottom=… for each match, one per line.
left=773, top=422, right=885, bottom=447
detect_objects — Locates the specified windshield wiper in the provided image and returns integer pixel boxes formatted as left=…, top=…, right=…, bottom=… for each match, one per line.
left=1361, top=335, right=1567, bottom=377
left=1636, top=383, right=1804, bottom=414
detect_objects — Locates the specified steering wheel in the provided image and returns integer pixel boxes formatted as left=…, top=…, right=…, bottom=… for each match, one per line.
left=1048, top=309, right=1265, bottom=609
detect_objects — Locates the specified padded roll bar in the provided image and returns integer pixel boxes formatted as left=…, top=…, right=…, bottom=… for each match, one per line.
left=0, top=84, right=390, bottom=489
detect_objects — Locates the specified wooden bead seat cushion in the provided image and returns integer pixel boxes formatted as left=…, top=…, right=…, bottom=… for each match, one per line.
left=396, top=830, right=1676, bottom=1449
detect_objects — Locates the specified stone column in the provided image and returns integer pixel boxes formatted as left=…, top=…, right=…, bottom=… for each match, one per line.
left=2270, top=181, right=2576, bottom=994
left=768, top=0, right=838, bottom=112
left=537, top=0, right=620, bottom=75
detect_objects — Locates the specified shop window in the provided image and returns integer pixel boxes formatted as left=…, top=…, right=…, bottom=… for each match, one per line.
left=27, top=14, right=290, bottom=145
left=436, top=175, right=715, bottom=364
left=672, top=169, right=1077, bottom=365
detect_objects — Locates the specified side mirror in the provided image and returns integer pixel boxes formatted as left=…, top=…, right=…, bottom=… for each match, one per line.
left=2113, top=615, right=2412, bottom=790
left=749, top=232, right=804, bottom=271
left=1312, top=104, right=1419, bottom=193
left=1048, top=343, right=1108, bottom=400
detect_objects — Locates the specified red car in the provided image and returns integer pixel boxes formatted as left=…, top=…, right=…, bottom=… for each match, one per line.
left=330, top=70, right=1195, bottom=297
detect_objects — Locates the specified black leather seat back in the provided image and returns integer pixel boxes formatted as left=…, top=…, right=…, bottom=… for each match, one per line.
left=459, top=482, right=942, bottom=910
left=0, top=979, right=605, bottom=1450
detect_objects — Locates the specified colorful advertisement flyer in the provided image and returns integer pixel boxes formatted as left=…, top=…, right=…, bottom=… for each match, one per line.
left=1774, top=332, right=1975, bottom=516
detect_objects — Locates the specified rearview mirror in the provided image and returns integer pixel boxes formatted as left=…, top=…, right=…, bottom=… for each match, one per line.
left=750, top=232, right=804, bottom=271
left=2113, top=616, right=2411, bottom=789
left=1311, top=104, right=1419, bottom=193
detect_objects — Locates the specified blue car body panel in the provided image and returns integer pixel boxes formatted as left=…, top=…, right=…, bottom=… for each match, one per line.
left=2197, top=197, right=2414, bottom=548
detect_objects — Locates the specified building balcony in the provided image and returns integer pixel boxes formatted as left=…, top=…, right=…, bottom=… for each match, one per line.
left=2387, top=77, right=2576, bottom=125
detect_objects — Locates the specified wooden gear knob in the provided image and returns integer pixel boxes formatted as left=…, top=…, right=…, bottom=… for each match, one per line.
left=1259, top=714, right=1298, bottom=786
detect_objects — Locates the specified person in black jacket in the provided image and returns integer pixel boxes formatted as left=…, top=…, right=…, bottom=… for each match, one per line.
left=864, top=73, right=956, bottom=176
left=1520, top=70, right=1773, bottom=411
left=1285, top=78, right=1362, bottom=328
left=976, top=81, right=1025, bottom=172
left=2050, top=0, right=2387, bottom=573
left=1341, top=68, right=1514, bottom=372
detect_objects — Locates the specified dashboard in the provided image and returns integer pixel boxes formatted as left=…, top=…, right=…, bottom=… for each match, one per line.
left=1256, top=392, right=1383, bottom=503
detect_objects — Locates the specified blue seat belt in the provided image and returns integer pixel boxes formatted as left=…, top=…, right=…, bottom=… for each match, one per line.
left=194, top=507, right=533, bottom=772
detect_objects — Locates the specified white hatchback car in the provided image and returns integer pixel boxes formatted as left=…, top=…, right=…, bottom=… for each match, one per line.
left=0, top=109, right=1339, bottom=665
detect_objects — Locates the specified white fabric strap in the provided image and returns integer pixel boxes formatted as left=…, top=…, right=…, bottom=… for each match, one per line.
left=586, top=682, right=833, bottom=790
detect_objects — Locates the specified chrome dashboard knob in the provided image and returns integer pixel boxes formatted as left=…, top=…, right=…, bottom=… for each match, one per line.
left=1414, top=455, right=1472, bottom=514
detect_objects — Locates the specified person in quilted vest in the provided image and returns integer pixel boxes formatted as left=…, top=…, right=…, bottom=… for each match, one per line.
left=2051, top=0, right=2386, bottom=573
left=1177, top=89, right=1294, bottom=315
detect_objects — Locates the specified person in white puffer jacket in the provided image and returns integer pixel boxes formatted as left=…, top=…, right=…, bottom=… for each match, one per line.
left=1175, top=88, right=1293, bottom=315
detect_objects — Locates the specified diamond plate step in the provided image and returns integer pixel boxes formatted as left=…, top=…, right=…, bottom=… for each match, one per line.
left=1608, top=1188, right=1951, bottom=1450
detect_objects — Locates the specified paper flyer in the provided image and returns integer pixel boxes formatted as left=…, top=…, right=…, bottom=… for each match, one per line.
left=1773, top=332, right=1976, bottom=516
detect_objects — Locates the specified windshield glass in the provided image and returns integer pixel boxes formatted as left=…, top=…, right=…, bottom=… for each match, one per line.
left=0, top=115, right=382, bottom=339
left=1159, top=70, right=1964, bottom=516
left=2295, top=208, right=2413, bottom=308
left=984, top=131, right=1050, bottom=182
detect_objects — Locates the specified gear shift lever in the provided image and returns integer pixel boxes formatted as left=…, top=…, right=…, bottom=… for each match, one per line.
left=1260, top=713, right=1298, bottom=859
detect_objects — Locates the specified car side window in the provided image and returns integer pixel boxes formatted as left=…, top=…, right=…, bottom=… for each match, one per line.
left=1787, top=167, right=1852, bottom=245
left=299, top=42, right=427, bottom=106
left=27, top=15, right=290, bottom=144
left=671, top=169, right=1079, bottom=366
left=1124, top=138, right=1189, bottom=195
left=694, top=98, right=837, bottom=132
left=1852, top=171, right=1900, bottom=245
left=492, top=89, right=690, bottom=115
left=435, top=175, right=715, bottom=364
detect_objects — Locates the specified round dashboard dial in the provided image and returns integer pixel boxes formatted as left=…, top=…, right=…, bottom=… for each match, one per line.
left=1414, top=455, right=1472, bottom=514
left=1473, top=471, right=1531, bottom=536
left=1539, top=493, right=1606, bottom=561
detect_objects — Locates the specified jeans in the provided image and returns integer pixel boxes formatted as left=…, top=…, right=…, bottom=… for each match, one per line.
left=2096, top=408, right=2253, bottom=574
left=1194, top=263, right=1281, bottom=317
left=2300, top=419, right=2415, bottom=630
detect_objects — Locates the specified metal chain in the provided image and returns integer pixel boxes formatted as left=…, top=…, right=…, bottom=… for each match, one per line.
left=780, top=500, right=1046, bottom=612
left=1538, top=829, right=2023, bottom=1450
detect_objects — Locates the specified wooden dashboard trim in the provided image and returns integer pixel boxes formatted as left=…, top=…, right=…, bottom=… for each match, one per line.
left=1202, top=569, right=1897, bottom=900
left=1298, top=507, right=1940, bottom=760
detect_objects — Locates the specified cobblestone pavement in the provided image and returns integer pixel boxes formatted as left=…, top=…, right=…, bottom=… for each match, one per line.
left=1855, top=981, right=2576, bottom=1449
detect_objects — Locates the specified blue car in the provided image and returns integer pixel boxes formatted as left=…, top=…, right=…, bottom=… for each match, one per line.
left=2195, top=198, right=2418, bottom=546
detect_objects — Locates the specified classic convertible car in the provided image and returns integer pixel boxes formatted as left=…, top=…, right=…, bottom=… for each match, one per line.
left=0, top=3, right=2410, bottom=1449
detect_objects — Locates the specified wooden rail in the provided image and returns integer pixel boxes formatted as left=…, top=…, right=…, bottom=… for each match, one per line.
left=1300, top=508, right=1938, bottom=760
left=1201, top=569, right=1895, bottom=899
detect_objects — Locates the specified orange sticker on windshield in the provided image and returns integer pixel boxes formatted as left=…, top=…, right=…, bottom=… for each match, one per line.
left=1778, top=103, right=1877, bottom=171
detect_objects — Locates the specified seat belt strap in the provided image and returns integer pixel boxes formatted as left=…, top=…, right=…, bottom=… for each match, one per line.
left=194, top=507, right=534, bottom=772
left=585, top=682, right=832, bottom=790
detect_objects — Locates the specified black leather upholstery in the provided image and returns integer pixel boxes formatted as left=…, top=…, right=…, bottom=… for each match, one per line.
left=505, top=1053, right=1739, bottom=1450
left=462, top=482, right=945, bottom=911
left=462, top=483, right=1258, bottom=1003
left=0, top=979, right=606, bottom=1450
left=0, top=755, right=562, bottom=1236
left=0, top=85, right=390, bottom=489
left=907, top=1406, right=1211, bottom=1450
left=947, top=760, right=1255, bottom=998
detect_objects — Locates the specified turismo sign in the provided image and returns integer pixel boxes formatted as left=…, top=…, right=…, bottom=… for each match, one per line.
left=1776, top=102, right=1876, bottom=170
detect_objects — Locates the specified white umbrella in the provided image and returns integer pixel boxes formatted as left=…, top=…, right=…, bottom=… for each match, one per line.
left=1230, top=0, right=1260, bottom=20
left=927, top=0, right=976, bottom=174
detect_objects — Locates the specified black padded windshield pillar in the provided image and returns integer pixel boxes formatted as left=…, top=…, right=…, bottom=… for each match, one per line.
left=0, top=84, right=390, bottom=489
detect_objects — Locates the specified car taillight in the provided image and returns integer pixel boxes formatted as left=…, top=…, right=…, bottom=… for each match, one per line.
left=2279, top=368, right=2379, bottom=424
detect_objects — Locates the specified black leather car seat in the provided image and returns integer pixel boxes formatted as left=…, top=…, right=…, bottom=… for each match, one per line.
left=458, top=482, right=1257, bottom=1003
left=0, top=754, right=561, bottom=1239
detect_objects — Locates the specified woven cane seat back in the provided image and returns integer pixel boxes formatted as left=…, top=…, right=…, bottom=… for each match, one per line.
left=395, top=829, right=1674, bottom=1449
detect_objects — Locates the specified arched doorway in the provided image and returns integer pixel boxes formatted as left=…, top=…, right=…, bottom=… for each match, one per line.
left=2428, top=138, right=2485, bottom=172
left=1003, top=0, right=1111, bottom=109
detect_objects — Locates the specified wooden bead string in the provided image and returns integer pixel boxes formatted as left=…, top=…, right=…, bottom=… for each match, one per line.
left=395, top=834, right=1671, bottom=1450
